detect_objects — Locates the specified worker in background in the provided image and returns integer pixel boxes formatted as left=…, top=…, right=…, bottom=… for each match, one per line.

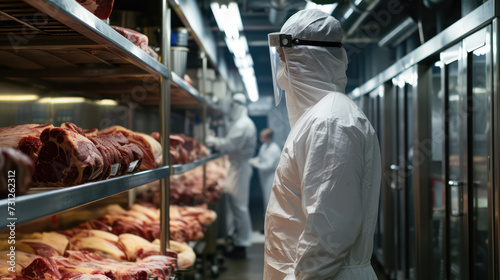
left=265, top=9, right=382, bottom=279
left=206, top=92, right=257, bottom=259
left=249, top=128, right=281, bottom=220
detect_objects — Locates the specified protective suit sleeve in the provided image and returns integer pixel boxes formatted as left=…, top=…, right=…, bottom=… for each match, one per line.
left=293, top=121, right=363, bottom=280
left=253, top=144, right=281, bottom=171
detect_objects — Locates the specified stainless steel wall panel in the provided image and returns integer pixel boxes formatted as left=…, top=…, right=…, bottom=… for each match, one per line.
left=350, top=0, right=496, bottom=98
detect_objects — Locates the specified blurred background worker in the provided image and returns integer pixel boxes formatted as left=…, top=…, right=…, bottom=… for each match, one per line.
left=206, top=93, right=257, bottom=259
left=265, top=9, right=382, bottom=279
left=249, top=128, right=281, bottom=218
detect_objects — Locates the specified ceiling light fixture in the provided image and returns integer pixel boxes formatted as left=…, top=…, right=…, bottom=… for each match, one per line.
left=211, top=0, right=259, bottom=102
left=0, top=94, right=39, bottom=101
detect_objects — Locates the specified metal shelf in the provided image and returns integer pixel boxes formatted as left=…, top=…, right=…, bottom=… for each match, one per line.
left=0, top=154, right=224, bottom=228
left=172, top=153, right=224, bottom=175
left=170, top=72, right=224, bottom=116
left=0, top=166, right=170, bottom=228
left=0, top=0, right=223, bottom=114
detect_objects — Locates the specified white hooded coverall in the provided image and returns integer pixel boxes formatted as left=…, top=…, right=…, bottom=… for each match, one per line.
left=264, top=10, right=382, bottom=280
left=250, top=141, right=281, bottom=212
left=210, top=94, right=257, bottom=247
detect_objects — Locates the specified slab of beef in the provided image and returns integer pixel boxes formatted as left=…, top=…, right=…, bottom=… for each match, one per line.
left=18, top=232, right=69, bottom=257
left=88, top=133, right=143, bottom=179
left=118, top=234, right=160, bottom=261
left=169, top=135, right=189, bottom=165
left=75, top=0, right=114, bottom=20
left=111, top=26, right=149, bottom=53
left=22, top=257, right=62, bottom=280
left=178, top=134, right=209, bottom=162
left=68, top=236, right=127, bottom=261
left=0, top=147, right=34, bottom=198
left=69, top=229, right=119, bottom=242
left=98, top=126, right=161, bottom=171
left=76, top=220, right=113, bottom=233
left=63, top=251, right=173, bottom=279
left=32, top=127, right=104, bottom=187
left=0, top=123, right=54, bottom=161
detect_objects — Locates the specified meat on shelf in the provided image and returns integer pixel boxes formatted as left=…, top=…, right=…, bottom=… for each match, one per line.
left=150, top=132, right=209, bottom=165
left=0, top=123, right=211, bottom=197
left=75, top=0, right=115, bottom=20
left=136, top=161, right=227, bottom=206
left=0, top=203, right=213, bottom=279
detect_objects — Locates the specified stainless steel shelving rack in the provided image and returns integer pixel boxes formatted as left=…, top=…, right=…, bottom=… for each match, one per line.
left=0, top=0, right=226, bottom=259
left=0, top=153, right=224, bottom=227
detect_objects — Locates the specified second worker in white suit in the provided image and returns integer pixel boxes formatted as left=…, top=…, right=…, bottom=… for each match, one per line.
left=206, top=93, right=257, bottom=258
left=249, top=129, right=281, bottom=215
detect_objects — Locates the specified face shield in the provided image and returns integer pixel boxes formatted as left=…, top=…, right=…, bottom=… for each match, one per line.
left=268, top=32, right=343, bottom=106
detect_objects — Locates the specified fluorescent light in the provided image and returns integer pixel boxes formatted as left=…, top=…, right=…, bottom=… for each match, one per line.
left=95, top=99, right=118, bottom=106
left=234, top=54, right=253, bottom=68
left=0, top=94, right=38, bottom=101
left=343, top=7, right=354, bottom=19
left=238, top=66, right=255, bottom=78
left=225, top=36, right=249, bottom=58
left=38, top=97, right=86, bottom=104
left=243, top=75, right=259, bottom=102
left=210, top=2, right=243, bottom=39
left=304, top=1, right=338, bottom=15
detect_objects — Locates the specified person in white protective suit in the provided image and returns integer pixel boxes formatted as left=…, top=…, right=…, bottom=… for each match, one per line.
left=206, top=93, right=257, bottom=258
left=265, top=9, right=382, bottom=279
left=249, top=128, right=281, bottom=215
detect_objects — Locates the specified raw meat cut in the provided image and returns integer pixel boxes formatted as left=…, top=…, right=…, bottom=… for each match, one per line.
left=178, top=135, right=209, bottom=162
left=129, top=204, right=160, bottom=220
left=137, top=162, right=226, bottom=206
left=22, top=257, right=62, bottom=280
left=88, top=133, right=143, bottom=179
left=76, top=220, right=113, bottom=233
left=60, top=123, right=85, bottom=136
left=75, top=0, right=115, bottom=20
left=70, top=230, right=119, bottom=242
left=0, top=124, right=53, bottom=148
left=68, top=237, right=126, bottom=261
left=0, top=147, right=34, bottom=198
left=0, top=250, right=40, bottom=268
left=0, top=123, right=53, bottom=161
left=111, top=26, right=149, bottom=53
left=118, top=234, right=160, bottom=261
left=19, top=232, right=69, bottom=256
left=33, top=127, right=104, bottom=187
left=152, top=240, right=196, bottom=269
left=63, top=251, right=173, bottom=279
left=98, top=126, right=161, bottom=170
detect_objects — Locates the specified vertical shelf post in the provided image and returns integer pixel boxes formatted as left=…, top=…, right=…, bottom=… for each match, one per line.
left=160, top=0, right=172, bottom=254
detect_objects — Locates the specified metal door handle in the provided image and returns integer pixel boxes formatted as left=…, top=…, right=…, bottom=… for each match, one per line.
left=448, top=180, right=464, bottom=216
left=448, top=180, right=463, bottom=187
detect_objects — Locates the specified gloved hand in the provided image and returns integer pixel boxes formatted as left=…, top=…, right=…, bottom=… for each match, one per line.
left=205, top=135, right=217, bottom=148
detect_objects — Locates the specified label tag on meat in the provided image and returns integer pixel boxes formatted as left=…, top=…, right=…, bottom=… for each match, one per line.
left=110, top=164, right=120, bottom=176
left=128, top=160, right=139, bottom=173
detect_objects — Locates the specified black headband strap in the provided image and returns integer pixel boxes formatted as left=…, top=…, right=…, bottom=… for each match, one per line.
left=292, top=38, right=342, bottom=47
